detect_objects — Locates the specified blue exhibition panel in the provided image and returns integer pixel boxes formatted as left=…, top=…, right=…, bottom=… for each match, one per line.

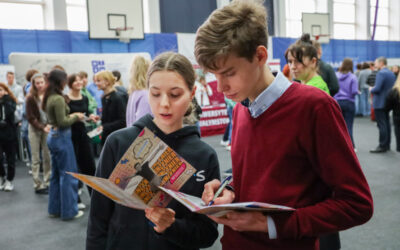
left=1, top=29, right=400, bottom=67
left=0, top=29, right=180, bottom=64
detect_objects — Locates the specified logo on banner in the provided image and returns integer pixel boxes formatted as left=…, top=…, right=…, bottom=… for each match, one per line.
left=91, top=60, right=106, bottom=73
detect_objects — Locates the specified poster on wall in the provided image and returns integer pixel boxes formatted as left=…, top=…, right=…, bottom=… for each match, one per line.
left=9, top=52, right=151, bottom=88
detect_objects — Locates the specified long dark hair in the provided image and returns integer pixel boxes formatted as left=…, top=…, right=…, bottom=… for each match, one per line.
left=42, top=69, right=67, bottom=110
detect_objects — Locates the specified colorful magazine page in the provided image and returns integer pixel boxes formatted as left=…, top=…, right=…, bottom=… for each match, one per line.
left=159, top=186, right=295, bottom=217
left=68, top=172, right=148, bottom=210
left=69, top=127, right=197, bottom=210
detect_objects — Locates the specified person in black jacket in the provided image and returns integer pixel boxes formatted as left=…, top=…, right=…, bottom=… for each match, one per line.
left=385, top=74, right=400, bottom=152
left=313, top=39, right=339, bottom=97
left=87, top=52, right=220, bottom=250
left=95, top=70, right=127, bottom=145
left=0, top=82, right=17, bottom=191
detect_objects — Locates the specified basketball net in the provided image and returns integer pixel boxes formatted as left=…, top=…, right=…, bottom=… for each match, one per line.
left=116, top=27, right=134, bottom=44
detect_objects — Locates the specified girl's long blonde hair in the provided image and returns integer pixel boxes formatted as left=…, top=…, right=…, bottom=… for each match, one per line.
left=128, top=56, right=150, bottom=94
left=393, top=73, right=400, bottom=96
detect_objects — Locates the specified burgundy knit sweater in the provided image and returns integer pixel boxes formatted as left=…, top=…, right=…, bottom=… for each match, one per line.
left=221, top=83, right=373, bottom=250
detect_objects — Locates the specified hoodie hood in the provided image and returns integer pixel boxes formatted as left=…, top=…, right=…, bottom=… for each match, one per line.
left=336, top=72, right=351, bottom=81
left=133, top=114, right=200, bottom=146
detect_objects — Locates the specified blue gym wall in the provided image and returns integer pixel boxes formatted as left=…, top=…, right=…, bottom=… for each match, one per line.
left=1, top=29, right=400, bottom=68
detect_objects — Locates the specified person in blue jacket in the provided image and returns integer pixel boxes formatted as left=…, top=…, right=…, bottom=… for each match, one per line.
left=370, top=57, right=396, bottom=153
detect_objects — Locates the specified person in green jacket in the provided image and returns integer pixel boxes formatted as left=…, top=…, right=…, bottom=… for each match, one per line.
left=78, top=71, right=97, bottom=114
left=42, top=69, right=86, bottom=221
left=285, top=34, right=330, bottom=95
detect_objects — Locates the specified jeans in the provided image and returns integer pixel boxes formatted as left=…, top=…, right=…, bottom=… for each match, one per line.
left=222, top=106, right=233, bottom=143
left=359, top=88, right=371, bottom=116
left=393, top=116, right=400, bottom=151
left=355, top=94, right=361, bottom=115
left=338, top=100, right=355, bottom=148
left=374, top=109, right=391, bottom=150
left=47, top=128, right=79, bottom=219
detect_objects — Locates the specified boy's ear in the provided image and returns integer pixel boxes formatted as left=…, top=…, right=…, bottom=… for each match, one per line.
left=255, top=46, right=268, bottom=65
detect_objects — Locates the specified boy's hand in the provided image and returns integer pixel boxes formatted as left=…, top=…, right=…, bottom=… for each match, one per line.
left=145, top=207, right=176, bottom=233
left=210, top=211, right=268, bottom=233
left=202, top=179, right=235, bottom=205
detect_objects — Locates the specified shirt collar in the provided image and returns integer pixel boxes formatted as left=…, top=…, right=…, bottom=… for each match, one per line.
left=242, top=72, right=292, bottom=118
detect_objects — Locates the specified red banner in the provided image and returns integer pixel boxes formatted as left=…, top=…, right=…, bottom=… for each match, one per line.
left=200, top=104, right=229, bottom=137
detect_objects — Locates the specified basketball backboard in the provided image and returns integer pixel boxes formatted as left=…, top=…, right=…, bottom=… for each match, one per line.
left=302, top=13, right=330, bottom=44
left=87, top=0, right=144, bottom=40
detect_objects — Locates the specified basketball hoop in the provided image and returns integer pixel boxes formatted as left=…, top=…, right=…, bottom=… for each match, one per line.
left=115, top=26, right=134, bottom=43
left=312, top=34, right=330, bottom=43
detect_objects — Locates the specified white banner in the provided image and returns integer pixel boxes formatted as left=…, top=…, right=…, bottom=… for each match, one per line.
left=9, top=52, right=151, bottom=88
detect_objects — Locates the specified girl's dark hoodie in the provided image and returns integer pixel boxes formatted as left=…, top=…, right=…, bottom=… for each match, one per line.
left=0, top=95, right=16, bottom=141
left=87, top=114, right=220, bottom=250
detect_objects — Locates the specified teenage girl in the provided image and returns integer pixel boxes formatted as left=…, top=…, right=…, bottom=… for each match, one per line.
left=26, top=73, right=52, bottom=194
left=126, top=56, right=152, bottom=127
left=87, top=52, right=220, bottom=250
left=67, top=74, right=99, bottom=206
left=285, top=34, right=330, bottom=95
left=0, top=82, right=17, bottom=191
left=95, top=70, right=127, bottom=145
left=42, top=69, right=85, bottom=220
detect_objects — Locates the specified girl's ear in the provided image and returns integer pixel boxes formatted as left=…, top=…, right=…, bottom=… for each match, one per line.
left=191, top=85, right=197, bottom=99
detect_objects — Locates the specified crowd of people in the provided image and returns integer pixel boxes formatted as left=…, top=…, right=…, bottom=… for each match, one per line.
left=0, top=0, right=400, bottom=249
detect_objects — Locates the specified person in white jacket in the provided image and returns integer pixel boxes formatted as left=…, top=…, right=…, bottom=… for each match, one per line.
left=195, top=73, right=213, bottom=106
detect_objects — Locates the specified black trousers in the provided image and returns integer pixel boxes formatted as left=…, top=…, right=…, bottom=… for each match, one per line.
left=71, top=131, right=96, bottom=194
left=0, top=141, right=16, bottom=181
left=374, top=109, right=391, bottom=150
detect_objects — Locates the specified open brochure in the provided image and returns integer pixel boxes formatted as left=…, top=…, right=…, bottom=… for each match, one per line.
left=70, top=127, right=197, bottom=209
left=158, top=186, right=294, bottom=217
left=69, top=127, right=294, bottom=216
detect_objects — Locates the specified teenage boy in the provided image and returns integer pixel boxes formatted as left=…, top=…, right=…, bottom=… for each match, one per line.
left=195, top=1, right=373, bottom=249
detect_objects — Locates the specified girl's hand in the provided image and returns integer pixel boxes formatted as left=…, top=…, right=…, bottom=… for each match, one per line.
left=89, top=114, right=100, bottom=122
left=145, top=207, right=176, bottom=233
left=43, top=124, right=51, bottom=133
left=70, top=112, right=85, bottom=120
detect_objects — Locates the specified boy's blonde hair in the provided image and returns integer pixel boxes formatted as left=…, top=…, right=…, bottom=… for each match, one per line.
left=95, top=70, right=115, bottom=86
left=128, top=56, right=150, bottom=94
left=195, top=0, right=268, bottom=70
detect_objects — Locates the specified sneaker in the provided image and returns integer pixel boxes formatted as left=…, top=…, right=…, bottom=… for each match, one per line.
left=28, top=170, right=32, bottom=175
left=74, top=210, right=84, bottom=219
left=78, top=188, right=83, bottom=196
left=354, top=148, right=358, bottom=152
left=35, top=187, right=49, bottom=195
left=4, top=180, right=14, bottom=191
left=220, top=140, right=229, bottom=147
left=78, top=203, right=86, bottom=210
left=226, top=145, right=231, bottom=151
left=0, top=178, right=5, bottom=190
